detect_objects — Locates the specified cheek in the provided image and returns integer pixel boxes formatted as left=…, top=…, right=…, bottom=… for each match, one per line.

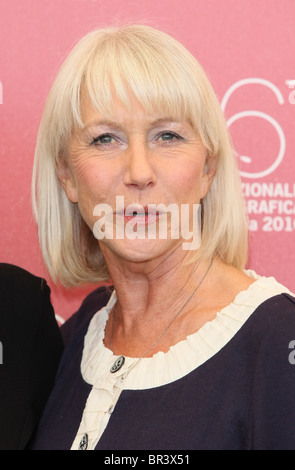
left=70, top=160, right=116, bottom=227
left=167, top=161, right=205, bottom=203
left=72, top=159, right=110, bottom=200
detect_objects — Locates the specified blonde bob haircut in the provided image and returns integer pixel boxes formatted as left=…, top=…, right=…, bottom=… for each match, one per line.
left=32, top=24, right=248, bottom=287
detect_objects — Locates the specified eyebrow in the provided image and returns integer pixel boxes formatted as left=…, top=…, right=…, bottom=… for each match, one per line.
left=82, top=117, right=182, bottom=131
left=83, top=119, right=120, bottom=130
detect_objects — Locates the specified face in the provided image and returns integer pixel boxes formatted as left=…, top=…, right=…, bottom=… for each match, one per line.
left=58, top=94, right=216, bottom=264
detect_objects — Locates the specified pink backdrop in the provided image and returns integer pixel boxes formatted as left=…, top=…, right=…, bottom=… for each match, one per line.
left=0, top=0, right=294, bottom=323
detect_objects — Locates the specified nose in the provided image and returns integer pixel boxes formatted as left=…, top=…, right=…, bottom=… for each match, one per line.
left=123, top=139, right=157, bottom=190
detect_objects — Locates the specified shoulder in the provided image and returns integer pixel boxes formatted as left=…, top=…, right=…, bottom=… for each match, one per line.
left=252, top=292, right=295, bottom=329
left=238, top=292, right=295, bottom=349
left=238, top=293, right=295, bottom=378
left=232, top=268, right=295, bottom=337
left=60, top=285, right=113, bottom=345
left=0, top=262, right=50, bottom=298
left=0, top=263, right=57, bottom=335
left=253, top=293, right=295, bottom=362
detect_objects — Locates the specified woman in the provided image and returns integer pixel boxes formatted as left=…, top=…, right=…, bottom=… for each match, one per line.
left=0, top=263, right=63, bottom=449
left=31, top=24, right=295, bottom=450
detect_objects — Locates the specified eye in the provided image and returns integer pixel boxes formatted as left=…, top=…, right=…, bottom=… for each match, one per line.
left=156, top=131, right=183, bottom=143
left=91, top=133, right=116, bottom=146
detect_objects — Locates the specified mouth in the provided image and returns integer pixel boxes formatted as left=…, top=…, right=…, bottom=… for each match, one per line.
left=116, top=204, right=162, bottom=225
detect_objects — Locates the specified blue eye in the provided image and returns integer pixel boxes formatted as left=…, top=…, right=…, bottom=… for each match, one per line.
left=92, top=134, right=115, bottom=145
left=157, top=131, right=183, bottom=142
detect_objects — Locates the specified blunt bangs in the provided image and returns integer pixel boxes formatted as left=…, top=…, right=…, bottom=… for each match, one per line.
left=64, top=26, right=220, bottom=157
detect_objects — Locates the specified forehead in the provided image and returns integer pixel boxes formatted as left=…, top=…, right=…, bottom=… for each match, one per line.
left=79, top=91, right=186, bottom=131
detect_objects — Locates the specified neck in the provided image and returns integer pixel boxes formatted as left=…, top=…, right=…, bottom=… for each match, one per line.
left=100, top=242, right=213, bottom=331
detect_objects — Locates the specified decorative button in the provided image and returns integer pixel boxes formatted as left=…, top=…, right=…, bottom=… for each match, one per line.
left=110, top=355, right=125, bottom=373
left=78, top=433, right=88, bottom=450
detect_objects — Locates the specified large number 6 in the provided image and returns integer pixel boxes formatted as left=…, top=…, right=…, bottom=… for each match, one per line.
left=221, top=78, right=286, bottom=179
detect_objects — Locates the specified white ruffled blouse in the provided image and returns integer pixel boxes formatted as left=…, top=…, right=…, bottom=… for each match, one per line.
left=70, top=270, right=292, bottom=450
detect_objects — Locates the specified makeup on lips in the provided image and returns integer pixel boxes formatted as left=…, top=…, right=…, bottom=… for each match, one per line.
left=118, top=204, right=161, bottom=225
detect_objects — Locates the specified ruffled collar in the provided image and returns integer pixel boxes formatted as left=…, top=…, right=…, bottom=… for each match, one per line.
left=81, top=270, right=292, bottom=390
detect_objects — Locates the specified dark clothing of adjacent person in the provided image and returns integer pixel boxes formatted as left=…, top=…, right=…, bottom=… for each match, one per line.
left=0, top=263, right=63, bottom=449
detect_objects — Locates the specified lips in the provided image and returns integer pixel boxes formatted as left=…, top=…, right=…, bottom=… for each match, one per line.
left=124, top=204, right=148, bottom=216
left=116, top=204, right=162, bottom=225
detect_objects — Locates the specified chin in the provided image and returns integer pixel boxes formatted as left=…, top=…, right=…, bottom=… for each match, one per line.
left=102, top=238, right=179, bottom=264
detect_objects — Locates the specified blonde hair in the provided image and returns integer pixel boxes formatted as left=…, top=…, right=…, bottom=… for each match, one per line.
left=32, top=24, right=248, bottom=287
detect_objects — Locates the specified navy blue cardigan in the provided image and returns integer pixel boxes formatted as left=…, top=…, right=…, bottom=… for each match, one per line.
left=31, top=286, right=295, bottom=450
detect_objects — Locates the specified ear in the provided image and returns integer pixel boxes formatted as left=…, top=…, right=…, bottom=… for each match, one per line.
left=200, top=153, right=217, bottom=199
left=56, top=160, right=78, bottom=203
